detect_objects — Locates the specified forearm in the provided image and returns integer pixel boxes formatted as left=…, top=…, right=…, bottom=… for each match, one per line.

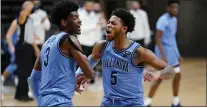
left=32, top=35, right=40, bottom=51
left=76, top=55, right=100, bottom=77
left=28, top=69, right=42, bottom=100
left=158, top=66, right=175, bottom=79
left=6, top=36, right=14, bottom=50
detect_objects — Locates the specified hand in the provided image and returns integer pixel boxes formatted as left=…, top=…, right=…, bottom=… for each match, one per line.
left=161, top=56, right=168, bottom=63
left=143, top=71, right=161, bottom=82
left=75, top=74, right=88, bottom=94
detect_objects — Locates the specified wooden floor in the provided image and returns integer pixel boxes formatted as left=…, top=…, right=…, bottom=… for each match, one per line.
left=1, top=58, right=206, bottom=107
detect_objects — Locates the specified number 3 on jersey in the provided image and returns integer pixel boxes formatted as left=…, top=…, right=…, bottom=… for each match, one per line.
left=44, top=47, right=50, bottom=67
left=111, top=71, right=118, bottom=85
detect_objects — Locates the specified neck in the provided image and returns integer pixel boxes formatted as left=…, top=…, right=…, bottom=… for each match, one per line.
left=168, top=12, right=174, bottom=17
left=59, top=27, right=68, bottom=33
left=113, top=33, right=130, bottom=51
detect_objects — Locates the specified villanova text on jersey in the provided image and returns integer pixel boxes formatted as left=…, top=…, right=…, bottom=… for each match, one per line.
left=103, top=58, right=128, bottom=72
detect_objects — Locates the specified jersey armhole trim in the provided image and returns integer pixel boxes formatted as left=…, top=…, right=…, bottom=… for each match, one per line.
left=131, top=44, right=145, bottom=68
left=100, top=41, right=109, bottom=59
left=57, top=34, right=72, bottom=59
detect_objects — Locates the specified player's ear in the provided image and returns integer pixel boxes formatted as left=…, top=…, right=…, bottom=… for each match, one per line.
left=122, top=26, right=128, bottom=32
left=61, top=19, right=67, bottom=27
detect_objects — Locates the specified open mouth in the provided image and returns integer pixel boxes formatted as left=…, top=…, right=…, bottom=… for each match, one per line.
left=106, top=29, right=111, bottom=35
left=77, top=26, right=81, bottom=31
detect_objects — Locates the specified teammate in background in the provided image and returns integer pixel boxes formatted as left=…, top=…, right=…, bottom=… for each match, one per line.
left=76, top=8, right=176, bottom=107
left=1, top=20, right=19, bottom=86
left=144, top=0, right=182, bottom=107
left=28, top=0, right=95, bottom=106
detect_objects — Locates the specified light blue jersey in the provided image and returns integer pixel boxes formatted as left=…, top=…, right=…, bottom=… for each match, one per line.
left=11, top=30, right=19, bottom=46
left=101, top=41, right=144, bottom=106
left=38, top=32, right=77, bottom=106
left=5, top=29, right=19, bottom=75
left=155, top=13, right=180, bottom=66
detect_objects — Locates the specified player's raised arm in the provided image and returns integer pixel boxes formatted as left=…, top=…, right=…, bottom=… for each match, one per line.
left=28, top=56, right=42, bottom=100
left=66, top=35, right=95, bottom=80
left=75, top=40, right=107, bottom=76
left=134, top=47, right=175, bottom=81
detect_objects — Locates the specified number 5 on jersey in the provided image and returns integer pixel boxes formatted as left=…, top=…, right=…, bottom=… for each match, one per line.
left=111, top=71, right=118, bottom=85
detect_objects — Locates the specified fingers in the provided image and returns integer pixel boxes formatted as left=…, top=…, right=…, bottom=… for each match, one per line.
left=144, top=72, right=158, bottom=82
left=75, top=79, right=88, bottom=94
left=144, top=72, right=153, bottom=82
left=75, top=87, right=83, bottom=94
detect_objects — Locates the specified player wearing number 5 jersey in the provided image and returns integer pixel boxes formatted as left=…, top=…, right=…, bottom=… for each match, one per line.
left=27, top=0, right=95, bottom=106
left=76, top=8, right=176, bottom=107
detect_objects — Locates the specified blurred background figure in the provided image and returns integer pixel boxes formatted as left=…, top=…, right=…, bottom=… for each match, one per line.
left=30, top=0, right=51, bottom=59
left=78, top=0, right=105, bottom=84
left=78, top=0, right=102, bottom=57
left=94, top=2, right=107, bottom=40
left=144, top=0, right=182, bottom=107
left=13, top=1, right=36, bottom=101
left=1, top=19, right=20, bottom=99
left=128, top=0, right=151, bottom=47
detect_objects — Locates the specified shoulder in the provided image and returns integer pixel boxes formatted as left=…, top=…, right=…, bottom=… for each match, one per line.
left=134, top=45, right=144, bottom=56
left=38, top=9, right=48, bottom=16
left=133, top=46, right=155, bottom=63
left=140, top=9, right=147, bottom=15
left=11, top=19, right=17, bottom=26
left=134, top=46, right=153, bottom=59
left=94, top=40, right=108, bottom=48
left=156, top=14, right=168, bottom=26
left=67, top=35, right=82, bottom=50
left=92, top=40, right=108, bottom=57
left=158, top=13, right=168, bottom=21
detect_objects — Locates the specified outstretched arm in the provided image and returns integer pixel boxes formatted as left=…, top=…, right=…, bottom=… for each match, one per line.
left=6, top=19, right=17, bottom=53
left=134, top=47, right=175, bottom=81
left=76, top=40, right=107, bottom=76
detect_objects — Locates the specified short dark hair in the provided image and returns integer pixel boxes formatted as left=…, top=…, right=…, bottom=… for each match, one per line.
left=111, top=8, right=135, bottom=33
left=50, top=0, right=79, bottom=27
left=167, top=0, right=179, bottom=6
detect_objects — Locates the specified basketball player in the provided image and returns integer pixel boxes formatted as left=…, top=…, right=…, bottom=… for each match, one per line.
left=144, top=0, right=182, bottom=106
left=1, top=21, right=19, bottom=85
left=28, top=0, right=95, bottom=106
left=76, top=8, right=176, bottom=106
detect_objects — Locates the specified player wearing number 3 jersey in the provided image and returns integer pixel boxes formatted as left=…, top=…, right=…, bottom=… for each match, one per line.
left=76, top=8, right=176, bottom=107
left=27, top=0, right=95, bottom=106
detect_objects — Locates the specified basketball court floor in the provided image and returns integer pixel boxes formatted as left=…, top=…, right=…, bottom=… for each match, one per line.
left=1, top=58, right=206, bottom=106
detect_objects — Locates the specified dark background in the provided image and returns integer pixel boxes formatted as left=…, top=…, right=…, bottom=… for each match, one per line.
left=1, top=0, right=206, bottom=57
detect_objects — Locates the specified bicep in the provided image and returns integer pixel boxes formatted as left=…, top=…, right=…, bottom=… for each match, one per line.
left=6, top=20, right=17, bottom=38
left=139, top=47, right=167, bottom=70
left=155, top=30, right=163, bottom=39
left=91, top=40, right=107, bottom=61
